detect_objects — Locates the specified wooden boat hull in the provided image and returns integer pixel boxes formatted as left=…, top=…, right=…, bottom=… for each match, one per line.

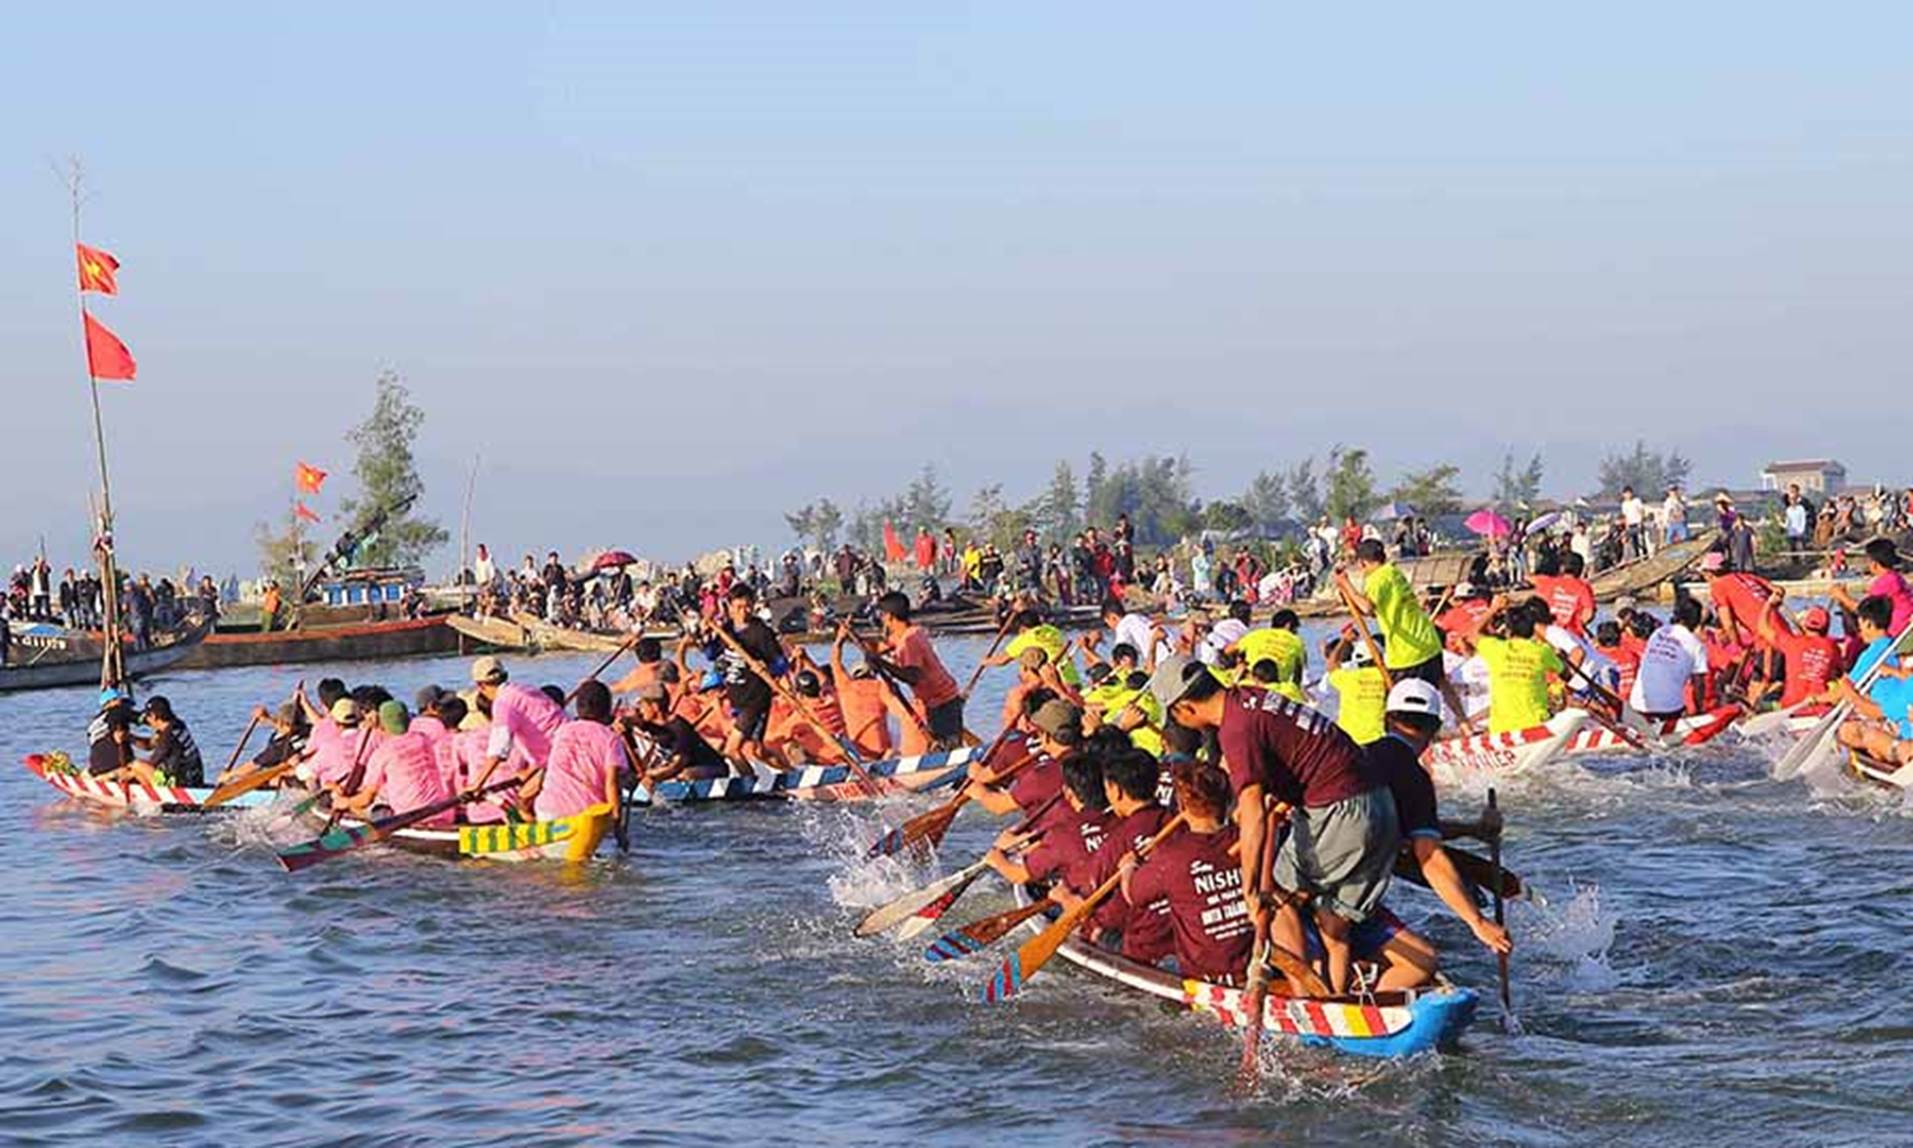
left=1563, top=705, right=1743, bottom=755
left=0, top=618, right=213, bottom=693
left=1010, top=887, right=1478, bottom=1059
left=1425, top=710, right=1588, bottom=785
left=636, top=746, right=980, bottom=803
left=1588, top=531, right=1719, bottom=602
left=446, top=614, right=539, bottom=652
left=1846, top=750, right=1913, bottom=792
left=22, top=753, right=279, bottom=812
left=511, top=613, right=629, bottom=653
left=170, top=616, right=459, bottom=670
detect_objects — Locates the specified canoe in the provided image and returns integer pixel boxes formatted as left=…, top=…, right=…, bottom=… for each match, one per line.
left=1562, top=705, right=1743, bottom=755
left=511, top=613, right=629, bottom=654
left=635, top=746, right=981, bottom=803
left=1588, top=530, right=1719, bottom=603
left=0, top=617, right=213, bottom=693
left=22, top=752, right=279, bottom=812
left=446, top=614, right=540, bottom=652
left=170, top=615, right=461, bottom=670
left=307, top=803, right=616, bottom=863
left=1424, top=709, right=1588, bottom=785
left=1009, top=886, right=1478, bottom=1059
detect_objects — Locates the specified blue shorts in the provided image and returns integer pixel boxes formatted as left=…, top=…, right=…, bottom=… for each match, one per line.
left=1302, top=904, right=1406, bottom=962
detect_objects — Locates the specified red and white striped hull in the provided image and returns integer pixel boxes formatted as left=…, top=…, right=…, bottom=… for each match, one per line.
left=1425, top=710, right=1587, bottom=785
left=1562, top=705, right=1743, bottom=755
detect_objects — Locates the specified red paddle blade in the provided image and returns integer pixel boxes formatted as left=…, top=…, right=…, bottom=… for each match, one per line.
left=980, top=953, right=1029, bottom=1003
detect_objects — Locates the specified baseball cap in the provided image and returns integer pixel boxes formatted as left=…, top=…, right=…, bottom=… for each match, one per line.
left=1347, top=642, right=1375, bottom=669
left=1029, top=699, right=1083, bottom=740
left=1385, top=679, right=1443, bottom=721
left=1802, top=606, right=1831, bottom=632
left=414, top=684, right=445, bottom=712
left=1146, top=654, right=1208, bottom=714
left=377, top=700, right=409, bottom=735
left=1699, top=552, right=1726, bottom=573
left=330, top=698, right=360, bottom=724
left=98, top=687, right=127, bottom=709
left=470, top=655, right=507, bottom=684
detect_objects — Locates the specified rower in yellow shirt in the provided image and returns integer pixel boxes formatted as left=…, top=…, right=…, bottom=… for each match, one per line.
left=981, top=609, right=1082, bottom=688
left=1082, top=663, right=1166, bottom=756
left=1336, top=539, right=1474, bottom=733
left=1323, top=628, right=1389, bottom=745
left=1473, top=594, right=1567, bottom=734
left=1230, top=609, right=1308, bottom=704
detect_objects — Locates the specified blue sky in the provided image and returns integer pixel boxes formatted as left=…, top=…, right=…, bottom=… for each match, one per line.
left=3, top=4, right=1909, bottom=576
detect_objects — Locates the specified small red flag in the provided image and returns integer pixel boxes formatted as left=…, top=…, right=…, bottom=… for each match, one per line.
left=882, top=521, right=907, bottom=563
left=77, top=243, right=120, bottom=295
left=294, top=502, right=321, bottom=525
left=82, top=312, right=136, bottom=381
left=295, top=462, right=328, bottom=494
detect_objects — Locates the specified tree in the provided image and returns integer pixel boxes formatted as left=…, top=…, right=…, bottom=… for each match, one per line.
left=1493, top=451, right=1545, bottom=511
left=1286, top=457, right=1323, bottom=523
left=1202, top=500, right=1253, bottom=535
left=1390, top=463, right=1465, bottom=518
left=1242, top=470, right=1290, bottom=536
left=1084, top=452, right=1109, bottom=527
left=337, top=370, right=448, bottom=568
left=1324, top=446, right=1379, bottom=523
left=1038, top=460, right=1081, bottom=538
left=784, top=499, right=843, bottom=552
left=1597, top=441, right=1691, bottom=498
left=968, top=484, right=1034, bottom=550
left=903, top=464, right=952, bottom=533
left=253, top=506, right=318, bottom=587
left=783, top=504, right=815, bottom=546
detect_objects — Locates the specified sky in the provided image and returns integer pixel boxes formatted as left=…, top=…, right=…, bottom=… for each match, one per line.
left=3, top=4, right=1910, bottom=577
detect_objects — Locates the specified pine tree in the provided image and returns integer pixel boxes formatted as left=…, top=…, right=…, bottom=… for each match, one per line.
left=337, top=370, right=448, bottom=568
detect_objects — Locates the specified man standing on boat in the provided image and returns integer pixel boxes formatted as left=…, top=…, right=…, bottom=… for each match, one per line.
left=702, top=583, right=789, bottom=768
left=471, top=655, right=565, bottom=784
left=1335, top=540, right=1473, bottom=731
left=1152, top=655, right=1400, bottom=996
left=864, top=590, right=965, bottom=748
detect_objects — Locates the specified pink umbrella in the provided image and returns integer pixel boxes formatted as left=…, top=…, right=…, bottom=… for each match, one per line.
left=590, top=549, right=639, bottom=572
left=1464, top=508, right=1512, bottom=538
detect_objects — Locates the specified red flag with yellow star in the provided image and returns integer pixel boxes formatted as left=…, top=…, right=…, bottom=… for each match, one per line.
left=77, top=243, right=120, bottom=295
left=295, top=462, right=328, bottom=494
left=83, top=312, right=136, bottom=381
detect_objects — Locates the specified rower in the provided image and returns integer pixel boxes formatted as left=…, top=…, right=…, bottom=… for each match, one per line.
left=1834, top=595, right=1907, bottom=760
left=408, top=685, right=452, bottom=749
left=700, top=583, right=789, bottom=768
left=1359, top=680, right=1513, bottom=989
left=1474, top=596, right=1567, bottom=735
left=963, top=698, right=1079, bottom=822
left=525, top=681, right=627, bottom=821
left=1230, top=610, right=1309, bottom=704
left=125, top=696, right=204, bottom=788
left=979, top=608, right=1081, bottom=690
left=629, top=683, right=732, bottom=783
left=1098, top=596, right=1169, bottom=671
left=471, top=655, right=565, bottom=785
left=1082, top=660, right=1165, bottom=758
left=87, top=688, right=136, bottom=777
left=983, top=751, right=1109, bottom=891
left=1335, top=540, right=1473, bottom=731
left=336, top=701, right=451, bottom=824
left=1629, top=596, right=1708, bottom=721
left=1076, top=746, right=1174, bottom=965
left=1757, top=594, right=1843, bottom=709
left=830, top=630, right=897, bottom=760
left=1527, top=551, right=1596, bottom=639
left=1322, top=629, right=1388, bottom=745
left=217, top=702, right=309, bottom=787
left=609, top=637, right=667, bottom=697
left=866, top=591, right=966, bottom=747
left=1828, top=538, right=1913, bottom=638
left=1152, top=655, right=1400, bottom=995
left=1117, top=760, right=1253, bottom=984
left=767, top=668, right=850, bottom=765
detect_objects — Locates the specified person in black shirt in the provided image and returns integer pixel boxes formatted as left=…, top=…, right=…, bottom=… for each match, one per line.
left=88, top=689, right=135, bottom=775
left=216, top=702, right=309, bottom=787
left=627, top=685, right=732, bottom=782
left=133, top=695, right=205, bottom=787
left=702, top=583, right=790, bottom=769
left=1359, top=679, right=1513, bottom=988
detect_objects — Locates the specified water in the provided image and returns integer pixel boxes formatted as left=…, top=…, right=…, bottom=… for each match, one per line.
left=3, top=632, right=1910, bottom=1146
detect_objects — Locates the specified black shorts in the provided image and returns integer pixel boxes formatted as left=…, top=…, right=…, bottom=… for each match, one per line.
left=925, top=697, right=966, bottom=745
left=1397, top=656, right=1446, bottom=688
left=730, top=698, right=771, bottom=743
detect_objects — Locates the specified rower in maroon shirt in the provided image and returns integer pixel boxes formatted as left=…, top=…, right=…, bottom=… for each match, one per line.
left=962, top=697, right=1080, bottom=834
left=1070, top=747, right=1173, bottom=963
left=1150, top=654, right=1400, bottom=995
left=1120, top=760, right=1253, bottom=984
left=983, top=753, right=1110, bottom=894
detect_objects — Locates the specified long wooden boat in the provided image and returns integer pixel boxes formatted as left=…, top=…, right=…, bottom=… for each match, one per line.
left=1008, top=886, right=1478, bottom=1059
left=1562, top=705, right=1743, bottom=756
left=1424, top=709, right=1588, bottom=785
left=635, top=746, right=981, bottom=803
left=22, top=752, right=279, bottom=811
left=0, top=617, right=212, bottom=693
left=1588, top=530, right=1719, bottom=602
left=446, top=614, right=541, bottom=652
left=511, top=613, right=628, bottom=654
left=171, top=615, right=460, bottom=670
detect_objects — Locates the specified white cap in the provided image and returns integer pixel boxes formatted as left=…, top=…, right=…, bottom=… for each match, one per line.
left=1385, top=678, right=1443, bottom=721
left=1347, top=642, right=1375, bottom=669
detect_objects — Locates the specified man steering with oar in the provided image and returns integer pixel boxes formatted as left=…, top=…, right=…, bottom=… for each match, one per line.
left=860, top=591, right=966, bottom=750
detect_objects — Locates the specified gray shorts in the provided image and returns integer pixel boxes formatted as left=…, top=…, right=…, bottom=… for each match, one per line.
left=1274, top=786, right=1400, bottom=924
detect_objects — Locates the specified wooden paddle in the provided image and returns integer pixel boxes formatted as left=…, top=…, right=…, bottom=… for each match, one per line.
left=1488, top=788, right=1513, bottom=1024
left=201, top=759, right=299, bottom=810
left=1394, top=845, right=1523, bottom=901
left=863, top=733, right=1032, bottom=859
left=320, top=725, right=379, bottom=834
left=923, top=898, right=1050, bottom=962
left=1236, top=800, right=1305, bottom=1092
left=215, top=712, right=264, bottom=789
left=853, top=791, right=1060, bottom=938
left=277, top=777, right=525, bottom=873
left=980, top=812, right=1187, bottom=1003
left=709, top=621, right=888, bottom=796
left=567, top=631, right=642, bottom=706
left=1334, top=581, right=1395, bottom=691
left=959, top=606, right=1020, bottom=699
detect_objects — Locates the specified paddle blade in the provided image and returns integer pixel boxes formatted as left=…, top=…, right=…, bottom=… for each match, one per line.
left=923, top=900, right=1048, bottom=963
left=979, top=907, right=1079, bottom=1003
left=1775, top=705, right=1846, bottom=780
left=853, top=862, right=983, bottom=938
left=866, top=799, right=962, bottom=860
left=893, top=867, right=985, bottom=940
left=201, top=760, right=296, bottom=810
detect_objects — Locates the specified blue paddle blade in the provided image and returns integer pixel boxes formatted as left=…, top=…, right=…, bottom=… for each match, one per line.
left=981, top=955, right=1025, bottom=1004
left=923, top=930, right=986, bottom=963
left=865, top=826, right=907, bottom=859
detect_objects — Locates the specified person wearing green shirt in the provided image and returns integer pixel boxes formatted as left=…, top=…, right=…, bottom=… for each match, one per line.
left=978, top=609, right=1082, bottom=688
left=1231, top=609, right=1309, bottom=704
left=1324, top=630, right=1389, bottom=745
left=1336, top=540, right=1474, bottom=733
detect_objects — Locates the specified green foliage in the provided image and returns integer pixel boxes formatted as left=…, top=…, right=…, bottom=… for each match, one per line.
left=1086, top=454, right=1198, bottom=545
left=969, top=484, right=1037, bottom=550
left=254, top=507, right=318, bottom=586
left=1084, top=452, right=1109, bottom=526
left=783, top=499, right=844, bottom=551
left=1286, top=458, right=1324, bottom=523
left=337, top=371, right=447, bottom=568
left=1493, top=451, right=1545, bottom=511
left=1038, top=460, right=1081, bottom=538
left=1241, top=470, right=1290, bottom=535
left=1390, top=463, right=1465, bottom=518
left=1324, top=446, right=1378, bottom=523
left=902, top=464, right=952, bottom=533
left=1202, top=500, right=1254, bottom=534
left=1596, top=441, right=1691, bottom=499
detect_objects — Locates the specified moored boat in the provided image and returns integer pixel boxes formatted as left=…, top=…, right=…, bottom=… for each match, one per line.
left=0, top=617, right=213, bottom=693
left=1424, top=709, right=1588, bottom=785
left=1009, top=886, right=1478, bottom=1059
left=170, top=615, right=460, bottom=670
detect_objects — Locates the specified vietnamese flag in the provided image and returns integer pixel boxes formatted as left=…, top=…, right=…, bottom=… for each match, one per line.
left=294, top=501, right=322, bottom=525
left=295, top=461, right=328, bottom=494
left=882, top=521, right=906, bottom=563
left=82, top=312, right=136, bottom=381
left=77, top=243, right=120, bottom=295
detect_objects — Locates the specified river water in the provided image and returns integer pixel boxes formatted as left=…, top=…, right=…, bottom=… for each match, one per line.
left=2, top=632, right=1909, bottom=1146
